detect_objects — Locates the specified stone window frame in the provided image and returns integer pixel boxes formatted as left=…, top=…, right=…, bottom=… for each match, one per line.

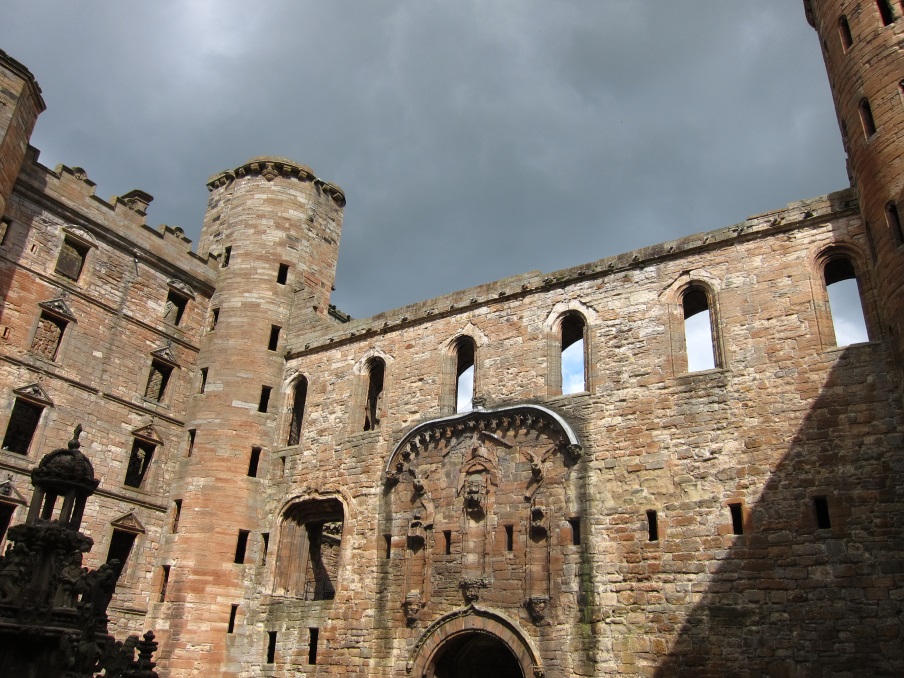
left=544, top=300, right=597, bottom=397
left=662, top=273, right=725, bottom=376
left=283, top=374, right=308, bottom=447
left=53, top=227, right=96, bottom=283
left=811, top=243, right=877, bottom=349
left=1, top=385, right=53, bottom=457
left=163, top=280, right=194, bottom=327
left=105, top=512, right=146, bottom=582
left=441, top=334, right=478, bottom=414
left=349, top=349, right=393, bottom=435
left=29, top=298, right=77, bottom=363
left=142, top=347, right=180, bottom=406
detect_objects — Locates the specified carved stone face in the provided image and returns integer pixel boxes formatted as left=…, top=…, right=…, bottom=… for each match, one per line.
left=464, top=477, right=485, bottom=510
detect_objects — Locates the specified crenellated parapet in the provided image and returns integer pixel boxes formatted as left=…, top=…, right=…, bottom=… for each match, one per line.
left=206, top=156, right=346, bottom=207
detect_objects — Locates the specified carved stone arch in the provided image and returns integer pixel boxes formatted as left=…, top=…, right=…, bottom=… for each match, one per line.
left=542, top=299, right=598, bottom=333
left=281, top=370, right=310, bottom=447
left=440, top=322, right=489, bottom=352
left=407, top=605, right=545, bottom=677
left=545, top=301, right=597, bottom=396
left=809, top=240, right=878, bottom=346
left=440, top=326, right=486, bottom=414
left=659, top=269, right=722, bottom=304
left=351, top=347, right=394, bottom=376
left=659, top=270, right=725, bottom=375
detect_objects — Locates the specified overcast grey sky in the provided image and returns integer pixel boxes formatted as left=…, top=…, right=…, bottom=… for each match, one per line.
left=2, top=1, right=849, bottom=319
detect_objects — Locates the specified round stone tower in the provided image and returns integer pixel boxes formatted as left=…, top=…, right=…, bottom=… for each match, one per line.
left=155, top=158, right=345, bottom=674
left=805, top=0, right=904, bottom=361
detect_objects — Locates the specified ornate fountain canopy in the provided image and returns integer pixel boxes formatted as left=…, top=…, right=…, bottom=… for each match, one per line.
left=31, top=425, right=99, bottom=495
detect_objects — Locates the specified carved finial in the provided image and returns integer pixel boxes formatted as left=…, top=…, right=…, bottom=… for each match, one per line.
left=68, top=424, right=83, bottom=450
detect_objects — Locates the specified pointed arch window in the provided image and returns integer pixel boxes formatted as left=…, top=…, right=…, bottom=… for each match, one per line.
left=560, top=313, right=587, bottom=394
left=363, top=358, right=385, bottom=431
left=823, top=256, right=869, bottom=346
left=682, top=286, right=720, bottom=372
left=287, top=376, right=308, bottom=446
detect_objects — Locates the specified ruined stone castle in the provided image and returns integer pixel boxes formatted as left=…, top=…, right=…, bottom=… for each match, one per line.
left=1, top=2, right=904, bottom=676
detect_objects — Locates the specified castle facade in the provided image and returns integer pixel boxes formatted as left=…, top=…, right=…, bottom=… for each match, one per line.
left=1, top=2, right=903, bottom=675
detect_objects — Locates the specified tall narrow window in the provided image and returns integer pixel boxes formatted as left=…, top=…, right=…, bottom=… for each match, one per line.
left=443, top=530, right=452, bottom=556
left=287, top=377, right=307, bottom=446
left=0, top=219, right=9, bottom=246
left=124, top=438, right=156, bottom=488
left=384, top=534, right=392, bottom=559
left=31, top=312, right=67, bottom=361
left=268, top=325, right=281, bottom=351
left=227, top=604, right=239, bottom=634
left=453, top=337, right=475, bottom=412
left=266, top=631, right=277, bottom=664
left=878, top=0, right=895, bottom=25
left=199, top=368, right=208, bottom=394
left=363, top=359, right=385, bottom=431
left=159, top=565, right=171, bottom=602
left=222, top=245, right=232, bottom=268
left=186, top=429, right=196, bottom=457
left=682, top=287, right=717, bottom=371
left=273, top=499, right=344, bottom=599
left=859, top=98, right=877, bottom=138
left=561, top=313, right=587, bottom=394
left=163, top=290, right=188, bottom=325
left=814, top=496, right=832, bottom=529
left=258, top=386, right=272, bottom=413
left=838, top=15, right=853, bottom=51
left=55, top=237, right=89, bottom=281
left=106, top=528, right=137, bottom=576
left=504, top=524, right=514, bottom=552
left=277, top=263, right=289, bottom=285
left=2, top=399, right=43, bottom=454
left=824, top=257, right=869, bottom=346
left=172, top=499, right=183, bottom=533
left=234, top=529, right=250, bottom=564
left=261, top=532, right=269, bottom=565
left=729, top=503, right=744, bottom=535
left=568, top=517, right=581, bottom=546
left=144, top=360, right=173, bottom=402
left=210, top=308, right=220, bottom=331
left=0, top=503, right=15, bottom=544
left=308, top=628, right=319, bottom=665
left=646, top=510, right=659, bottom=542
left=248, top=447, right=262, bottom=477
left=887, top=201, right=903, bottom=245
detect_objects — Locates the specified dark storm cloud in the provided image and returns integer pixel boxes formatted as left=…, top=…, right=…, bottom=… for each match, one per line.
left=2, top=1, right=847, bottom=318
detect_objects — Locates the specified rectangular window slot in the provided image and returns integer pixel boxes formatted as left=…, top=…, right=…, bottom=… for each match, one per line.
left=0, top=504, right=15, bottom=544
left=814, top=496, right=832, bottom=530
left=159, top=565, right=170, bottom=602
left=55, top=237, right=89, bottom=281
left=248, top=447, right=261, bottom=477
left=0, top=218, right=9, bottom=246
left=227, top=604, right=238, bottom=634
left=106, top=528, right=137, bottom=576
left=234, top=529, right=250, bottom=564
left=199, top=367, right=208, bottom=394
left=31, top=312, right=66, bottom=361
left=384, top=534, right=392, bottom=559
left=186, top=429, right=196, bottom=457
left=144, top=360, right=173, bottom=402
left=646, top=510, right=659, bottom=542
left=2, top=399, right=44, bottom=454
left=443, top=530, right=452, bottom=555
left=164, top=290, right=188, bottom=325
left=222, top=245, right=232, bottom=268
left=568, top=517, right=581, bottom=546
left=210, top=308, right=220, bottom=331
left=266, top=630, right=277, bottom=664
left=124, top=438, right=156, bottom=488
left=277, top=263, right=289, bottom=284
left=172, top=499, right=183, bottom=533
left=268, top=325, right=281, bottom=351
left=261, top=532, right=269, bottom=565
left=258, top=386, right=272, bottom=413
left=729, top=503, right=744, bottom=535
left=505, top=524, right=514, bottom=551
left=308, top=628, right=319, bottom=665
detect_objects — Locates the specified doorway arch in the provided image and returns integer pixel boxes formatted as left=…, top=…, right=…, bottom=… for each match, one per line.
left=408, top=608, right=543, bottom=678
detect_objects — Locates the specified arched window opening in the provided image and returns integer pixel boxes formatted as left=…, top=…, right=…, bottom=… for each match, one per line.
left=561, top=314, right=587, bottom=394
left=287, top=376, right=308, bottom=446
left=859, top=98, right=877, bottom=138
left=887, top=201, right=903, bottom=245
left=454, top=337, right=476, bottom=413
left=877, top=0, right=895, bottom=26
left=682, top=288, right=717, bottom=372
left=824, top=258, right=869, bottom=346
left=838, top=15, right=854, bottom=50
left=363, top=358, right=385, bottom=431
left=274, top=499, right=344, bottom=600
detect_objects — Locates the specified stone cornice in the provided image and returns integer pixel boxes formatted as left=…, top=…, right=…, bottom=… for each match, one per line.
left=0, top=49, right=46, bottom=112
left=206, top=156, right=346, bottom=207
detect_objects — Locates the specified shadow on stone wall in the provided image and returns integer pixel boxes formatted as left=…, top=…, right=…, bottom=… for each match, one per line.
left=653, top=344, right=904, bottom=677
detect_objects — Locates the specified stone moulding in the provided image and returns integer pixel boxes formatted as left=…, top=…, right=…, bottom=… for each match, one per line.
left=205, top=156, right=346, bottom=207
left=384, top=403, right=582, bottom=486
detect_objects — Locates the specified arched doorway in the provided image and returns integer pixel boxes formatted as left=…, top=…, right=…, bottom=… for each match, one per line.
left=427, top=631, right=523, bottom=678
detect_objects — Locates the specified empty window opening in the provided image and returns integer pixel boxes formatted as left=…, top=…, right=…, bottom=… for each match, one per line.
left=814, top=496, right=832, bottom=529
left=164, top=290, right=188, bottom=325
left=0, top=219, right=9, bottom=246
left=199, top=367, right=208, bottom=394
left=258, top=385, right=272, bottom=413
left=0, top=504, right=15, bottom=544
left=234, top=529, right=250, bottom=564
left=31, top=312, right=66, bottom=361
left=248, top=447, right=262, bottom=477
left=878, top=0, right=895, bottom=25
left=222, top=245, right=232, bottom=268
left=729, top=503, right=744, bottom=535
left=124, top=438, right=156, bottom=488
left=172, top=499, right=183, bottom=533
left=159, top=565, right=170, bottom=602
left=266, top=631, right=277, bottom=664
left=384, top=534, right=392, bottom=559
left=280, top=456, right=286, bottom=477
left=859, top=98, right=877, bottom=138
left=186, top=429, right=196, bottom=457
left=887, top=202, right=903, bottom=245
left=144, top=360, right=172, bottom=402
left=287, top=377, right=307, bottom=446
left=838, top=15, right=853, bottom=50
left=561, top=314, right=587, bottom=394
left=2, top=399, right=43, bottom=454
left=454, top=337, right=476, bottom=412
left=683, top=287, right=717, bottom=371
left=106, top=528, right=137, bottom=577
left=227, top=604, right=238, bottom=634
left=363, top=359, right=384, bottom=431
left=210, top=308, right=220, bottom=331
left=505, top=524, right=514, bottom=552
left=646, top=510, right=659, bottom=542
left=277, top=263, right=289, bottom=285
left=443, top=530, right=452, bottom=555
left=308, top=628, right=319, bottom=665
left=268, top=325, right=281, bottom=351
left=261, top=532, right=269, bottom=565
left=824, top=257, right=869, bottom=346
left=568, top=517, right=581, bottom=546
left=274, top=499, right=344, bottom=600
left=55, top=237, right=89, bottom=281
